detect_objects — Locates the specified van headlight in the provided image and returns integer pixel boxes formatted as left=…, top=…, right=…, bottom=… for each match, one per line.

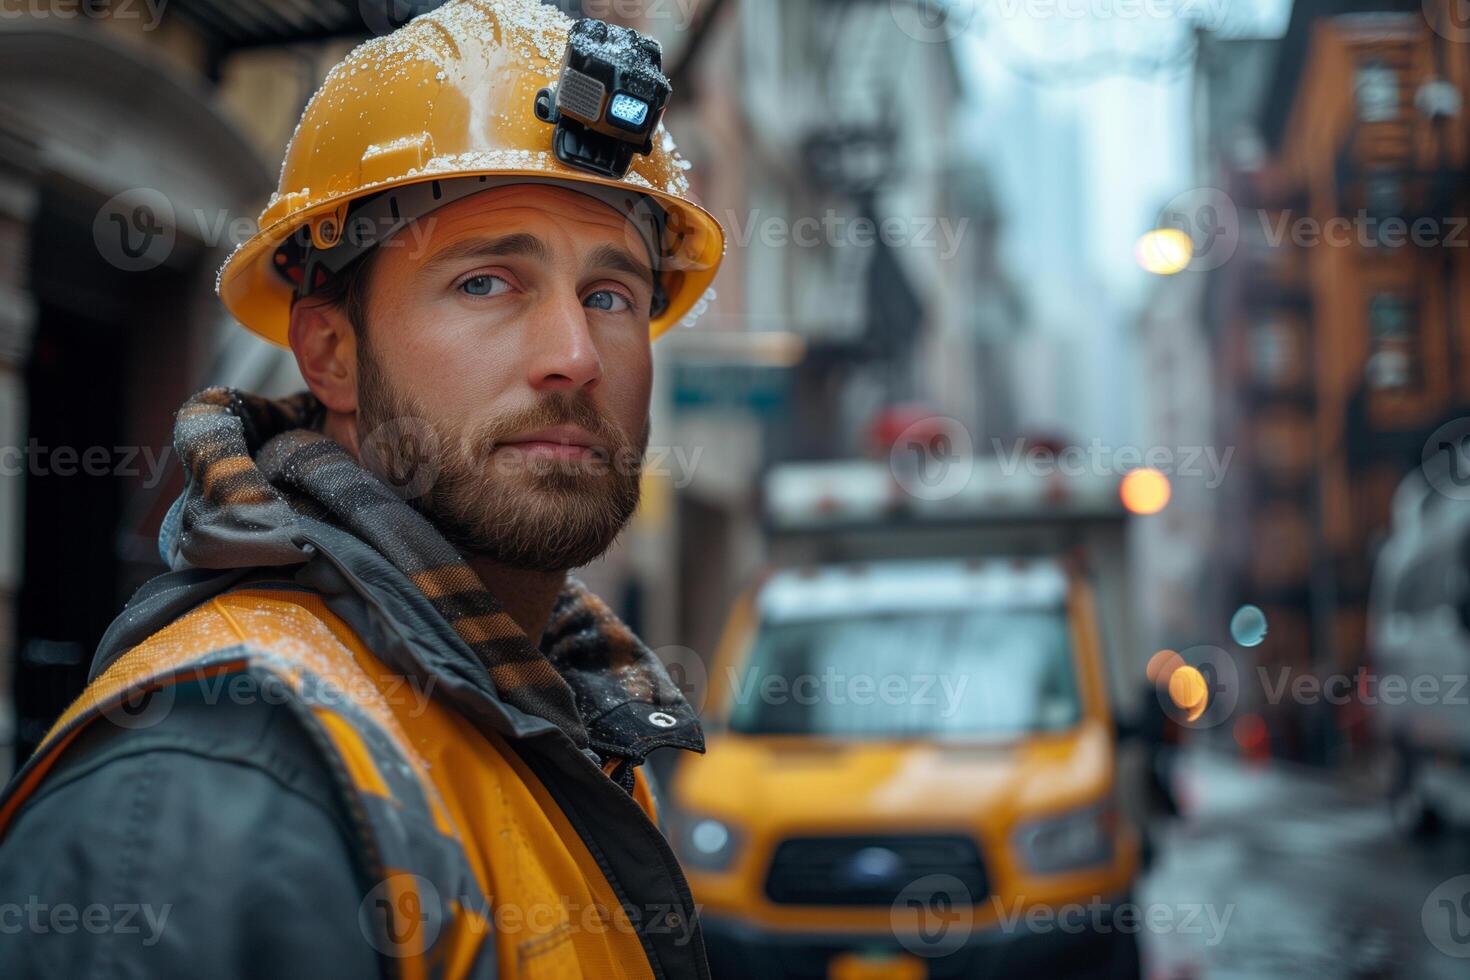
left=673, top=814, right=743, bottom=872
left=1012, top=803, right=1115, bottom=874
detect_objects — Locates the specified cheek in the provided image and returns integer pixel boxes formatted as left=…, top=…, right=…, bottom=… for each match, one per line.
left=601, top=334, right=653, bottom=433
left=370, top=301, right=522, bottom=416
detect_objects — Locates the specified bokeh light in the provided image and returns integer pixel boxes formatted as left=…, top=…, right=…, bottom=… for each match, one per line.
left=1121, top=467, right=1172, bottom=515
left=1230, top=605, right=1268, bottom=647
left=1134, top=228, right=1193, bottom=275
left=1146, top=648, right=1184, bottom=684
left=1167, top=664, right=1209, bottom=716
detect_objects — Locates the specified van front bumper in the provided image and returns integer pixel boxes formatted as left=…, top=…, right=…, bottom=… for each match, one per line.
left=699, top=899, right=1141, bottom=980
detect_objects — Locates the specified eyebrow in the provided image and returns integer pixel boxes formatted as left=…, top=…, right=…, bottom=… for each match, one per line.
left=585, top=243, right=654, bottom=287
left=420, top=233, right=551, bottom=273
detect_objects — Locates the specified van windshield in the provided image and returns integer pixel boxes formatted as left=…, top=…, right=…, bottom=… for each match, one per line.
left=726, top=606, right=1081, bottom=738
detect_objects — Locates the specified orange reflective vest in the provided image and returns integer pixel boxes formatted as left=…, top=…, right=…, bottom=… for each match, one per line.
left=0, top=585, right=697, bottom=980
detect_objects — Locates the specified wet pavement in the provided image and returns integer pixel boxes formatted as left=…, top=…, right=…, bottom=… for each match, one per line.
left=1139, top=749, right=1470, bottom=979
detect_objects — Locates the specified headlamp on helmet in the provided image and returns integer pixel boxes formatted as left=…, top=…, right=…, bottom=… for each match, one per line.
left=534, top=18, right=670, bottom=180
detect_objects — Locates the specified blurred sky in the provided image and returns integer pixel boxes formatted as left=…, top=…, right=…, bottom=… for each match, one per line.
left=951, top=0, right=1293, bottom=441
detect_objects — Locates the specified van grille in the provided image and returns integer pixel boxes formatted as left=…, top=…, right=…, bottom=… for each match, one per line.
left=763, top=834, right=987, bottom=906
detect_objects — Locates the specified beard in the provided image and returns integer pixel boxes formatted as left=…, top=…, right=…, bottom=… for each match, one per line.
left=354, top=341, right=646, bottom=572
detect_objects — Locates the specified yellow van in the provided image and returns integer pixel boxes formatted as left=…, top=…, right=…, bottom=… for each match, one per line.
left=668, top=557, right=1141, bottom=979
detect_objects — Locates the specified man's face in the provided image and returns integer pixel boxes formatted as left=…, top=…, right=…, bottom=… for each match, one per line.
left=351, top=184, right=656, bottom=571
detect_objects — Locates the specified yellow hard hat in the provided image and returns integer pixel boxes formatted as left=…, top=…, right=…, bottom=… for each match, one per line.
left=217, top=0, right=726, bottom=346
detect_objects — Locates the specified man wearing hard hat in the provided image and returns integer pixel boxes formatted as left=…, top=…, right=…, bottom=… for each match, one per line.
left=0, top=2, right=724, bottom=977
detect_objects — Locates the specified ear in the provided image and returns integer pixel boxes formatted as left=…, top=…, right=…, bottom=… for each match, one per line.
left=287, top=298, right=359, bottom=415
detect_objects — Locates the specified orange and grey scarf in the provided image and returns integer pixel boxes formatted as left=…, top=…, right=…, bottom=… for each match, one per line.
left=167, top=386, right=694, bottom=758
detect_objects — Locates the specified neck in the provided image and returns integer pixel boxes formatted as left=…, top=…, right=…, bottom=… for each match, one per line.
left=464, top=556, right=567, bottom=641
left=325, top=408, right=565, bottom=640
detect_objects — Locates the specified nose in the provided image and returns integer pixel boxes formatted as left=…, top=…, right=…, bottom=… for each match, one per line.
left=526, top=288, right=603, bottom=393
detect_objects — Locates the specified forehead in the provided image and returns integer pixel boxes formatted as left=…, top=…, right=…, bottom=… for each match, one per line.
left=402, top=183, right=641, bottom=256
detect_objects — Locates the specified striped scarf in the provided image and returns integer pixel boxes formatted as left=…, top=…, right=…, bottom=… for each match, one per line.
left=170, top=386, right=690, bottom=753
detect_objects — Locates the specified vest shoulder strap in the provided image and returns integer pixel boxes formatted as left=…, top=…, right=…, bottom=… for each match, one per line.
left=0, top=586, right=495, bottom=980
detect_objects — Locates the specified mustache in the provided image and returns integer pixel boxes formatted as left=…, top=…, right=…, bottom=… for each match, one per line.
left=469, top=393, right=635, bottom=457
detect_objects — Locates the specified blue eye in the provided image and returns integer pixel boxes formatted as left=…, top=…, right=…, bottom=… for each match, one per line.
left=460, top=274, right=509, bottom=297
left=585, top=289, right=631, bottom=312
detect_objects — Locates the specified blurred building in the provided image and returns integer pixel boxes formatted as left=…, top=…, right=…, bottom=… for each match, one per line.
left=624, top=0, right=1019, bottom=658
left=0, top=0, right=411, bottom=768
left=1197, top=1, right=1470, bottom=763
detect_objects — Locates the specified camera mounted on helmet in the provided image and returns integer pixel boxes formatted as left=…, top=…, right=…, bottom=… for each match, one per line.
left=534, top=18, right=671, bottom=180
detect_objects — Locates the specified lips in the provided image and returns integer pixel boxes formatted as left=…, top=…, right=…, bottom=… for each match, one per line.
left=497, top=425, right=603, bottom=459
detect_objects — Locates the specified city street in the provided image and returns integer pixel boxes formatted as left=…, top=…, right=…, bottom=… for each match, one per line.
left=1141, top=750, right=1470, bottom=979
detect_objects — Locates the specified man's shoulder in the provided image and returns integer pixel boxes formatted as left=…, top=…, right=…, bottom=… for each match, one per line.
left=121, top=582, right=358, bottom=670
left=0, top=678, right=380, bottom=979
left=24, top=672, right=347, bottom=830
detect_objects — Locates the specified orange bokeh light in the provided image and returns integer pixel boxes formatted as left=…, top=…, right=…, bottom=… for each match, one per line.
left=1121, top=467, right=1172, bottom=515
left=1168, top=665, right=1209, bottom=722
left=1146, top=649, right=1184, bottom=684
